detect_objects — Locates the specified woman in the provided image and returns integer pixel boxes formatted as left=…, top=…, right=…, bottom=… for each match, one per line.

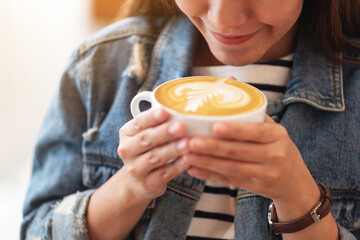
left=21, top=0, right=360, bottom=239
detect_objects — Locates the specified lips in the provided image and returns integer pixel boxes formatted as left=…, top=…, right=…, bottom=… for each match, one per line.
left=210, top=30, right=258, bottom=45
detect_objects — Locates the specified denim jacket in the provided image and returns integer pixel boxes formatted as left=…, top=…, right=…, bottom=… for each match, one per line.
left=21, top=16, right=360, bottom=240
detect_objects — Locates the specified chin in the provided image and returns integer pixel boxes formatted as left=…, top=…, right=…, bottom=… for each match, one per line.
left=208, top=44, right=266, bottom=66
left=215, top=52, right=264, bottom=66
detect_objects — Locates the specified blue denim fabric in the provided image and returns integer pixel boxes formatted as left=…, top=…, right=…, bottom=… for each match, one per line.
left=21, top=16, right=360, bottom=240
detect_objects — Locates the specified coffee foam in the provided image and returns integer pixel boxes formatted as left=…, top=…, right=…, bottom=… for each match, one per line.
left=155, top=77, right=265, bottom=116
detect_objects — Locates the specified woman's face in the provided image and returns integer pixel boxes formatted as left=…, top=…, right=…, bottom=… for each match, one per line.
left=175, top=0, right=304, bottom=66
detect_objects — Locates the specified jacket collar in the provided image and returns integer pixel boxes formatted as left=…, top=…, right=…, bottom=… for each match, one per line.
left=283, top=36, right=345, bottom=111
left=140, top=17, right=198, bottom=92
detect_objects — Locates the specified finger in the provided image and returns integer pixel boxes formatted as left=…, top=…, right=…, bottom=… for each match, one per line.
left=119, top=121, right=186, bottom=158
left=144, top=155, right=190, bottom=188
left=187, top=166, right=274, bottom=195
left=126, top=138, right=189, bottom=178
left=265, top=114, right=275, bottom=123
left=120, top=108, right=169, bottom=137
left=189, top=137, right=265, bottom=163
left=212, top=121, right=287, bottom=143
left=187, top=166, right=262, bottom=193
left=184, top=154, right=261, bottom=179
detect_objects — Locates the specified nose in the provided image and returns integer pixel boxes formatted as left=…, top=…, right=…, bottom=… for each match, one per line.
left=208, top=0, right=249, bottom=32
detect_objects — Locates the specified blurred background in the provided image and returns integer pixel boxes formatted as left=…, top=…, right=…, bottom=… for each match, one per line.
left=0, top=0, right=123, bottom=238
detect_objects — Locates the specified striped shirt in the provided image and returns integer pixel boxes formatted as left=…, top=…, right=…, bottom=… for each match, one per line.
left=186, top=180, right=237, bottom=240
left=187, top=54, right=293, bottom=240
left=191, top=54, right=293, bottom=101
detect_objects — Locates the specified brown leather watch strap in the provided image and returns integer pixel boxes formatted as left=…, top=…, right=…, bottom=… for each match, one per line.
left=268, top=183, right=333, bottom=234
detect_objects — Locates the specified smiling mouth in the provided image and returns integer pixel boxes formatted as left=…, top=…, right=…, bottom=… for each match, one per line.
left=210, top=30, right=259, bottom=45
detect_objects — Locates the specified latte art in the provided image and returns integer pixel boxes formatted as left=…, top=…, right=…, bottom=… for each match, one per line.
left=175, top=78, right=251, bottom=112
left=155, top=77, right=265, bottom=116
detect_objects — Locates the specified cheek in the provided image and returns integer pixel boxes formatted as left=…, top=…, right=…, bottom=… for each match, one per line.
left=255, top=1, right=303, bottom=27
left=256, top=9, right=302, bottom=41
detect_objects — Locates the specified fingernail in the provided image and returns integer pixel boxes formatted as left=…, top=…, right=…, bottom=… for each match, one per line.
left=188, top=167, right=201, bottom=176
left=153, top=108, right=165, bottom=121
left=168, top=122, right=181, bottom=136
left=176, top=139, right=188, bottom=153
left=213, top=123, right=228, bottom=135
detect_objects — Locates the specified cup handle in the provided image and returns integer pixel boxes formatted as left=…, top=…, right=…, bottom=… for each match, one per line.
left=130, top=91, right=152, bottom=117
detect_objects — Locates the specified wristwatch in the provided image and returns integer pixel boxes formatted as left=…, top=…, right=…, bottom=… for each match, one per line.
left=268, top=183, right=333, bottom=234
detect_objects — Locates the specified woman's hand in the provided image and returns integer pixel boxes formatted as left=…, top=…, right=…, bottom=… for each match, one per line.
left=182, top=115, right=321, bottom=218
left=117, top=107, right=190, bottom=200
left=88, top=108, right=190, bottom=240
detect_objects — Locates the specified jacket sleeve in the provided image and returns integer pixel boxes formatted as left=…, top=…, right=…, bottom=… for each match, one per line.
left=338, top=224, right=358, bottom=240
left=20, top=49, right=94, bottom=240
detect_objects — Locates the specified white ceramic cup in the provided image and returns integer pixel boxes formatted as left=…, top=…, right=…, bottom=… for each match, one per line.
left=130, top=77, right=268, bottom=137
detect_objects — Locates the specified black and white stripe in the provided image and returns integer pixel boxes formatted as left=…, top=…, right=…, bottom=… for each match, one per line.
left=188, top=54, right=293, bottom=239
left=254, top=59, right=293, bottom=68
left=186, top=180, right=237, bottom=240
left=203, top=185, right=237, bottom=197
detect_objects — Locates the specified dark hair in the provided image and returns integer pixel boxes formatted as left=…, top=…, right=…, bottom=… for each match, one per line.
left=300, top=0, right=360, bottom=64
left=118, top=0, right=360, bottom=65
left=116, top=0, right=180, bottom=20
